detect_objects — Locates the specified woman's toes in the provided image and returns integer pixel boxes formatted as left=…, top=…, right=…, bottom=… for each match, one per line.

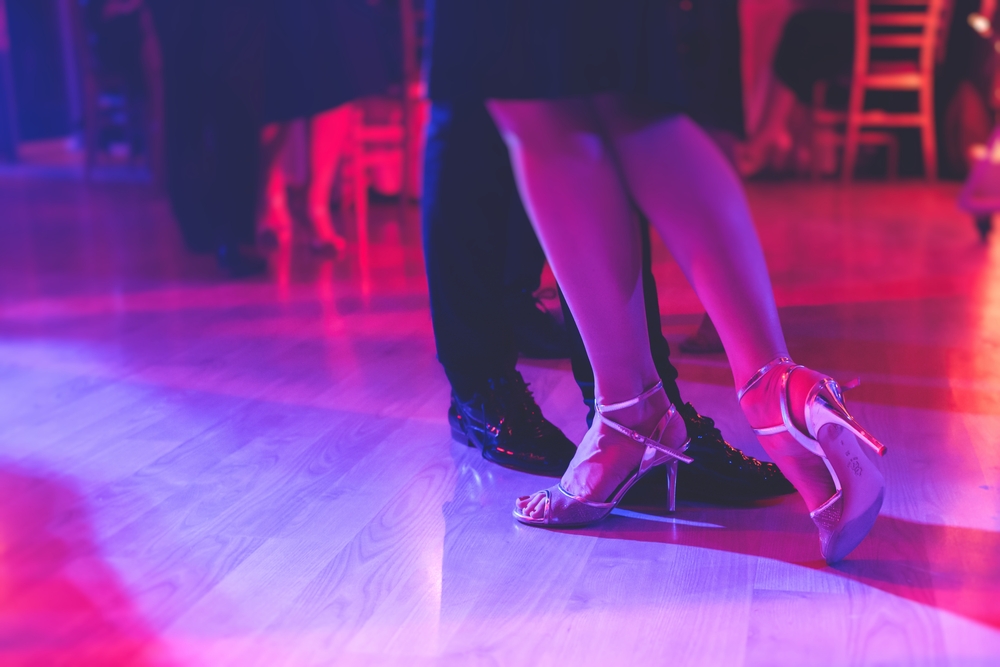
left=515, top=492, right=543, bottom=517
left=525, top=492, right=546, bottom=518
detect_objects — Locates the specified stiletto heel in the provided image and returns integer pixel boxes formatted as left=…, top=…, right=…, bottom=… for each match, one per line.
left=513, top=381, right=692, bottom=527
left=738, top=358, right=887, bottom=564
left=666, top=460, right=679, bottom=512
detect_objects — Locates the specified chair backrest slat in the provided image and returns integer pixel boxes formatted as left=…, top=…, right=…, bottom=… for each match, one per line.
left=854, top=0, right=946, bottom=76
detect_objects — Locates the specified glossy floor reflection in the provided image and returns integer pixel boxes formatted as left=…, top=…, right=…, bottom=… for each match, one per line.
left=0, top=175, right=998, bottom=666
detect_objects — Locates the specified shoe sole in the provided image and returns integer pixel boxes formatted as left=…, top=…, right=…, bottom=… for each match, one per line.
left=824, top=486, right=884, bottom=565
left=817, top=422, right=886, bottom=564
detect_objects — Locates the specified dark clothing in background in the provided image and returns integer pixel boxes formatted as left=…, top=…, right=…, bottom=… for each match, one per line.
left=85, top=1, right=147, bottom=98
left=425, top=0, right=744, bottom=136
left=149, top=0, right=267, bottom=252
left=5, top=0, right=73, bottom=140
left=773, top=10, right=854, bottom=105
left=263, top=0, right=397, bottom=123
left=938, top=0, right=994, bottom=103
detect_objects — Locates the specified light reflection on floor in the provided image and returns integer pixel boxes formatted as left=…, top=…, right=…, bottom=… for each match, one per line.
left=0, top=176, right=998, bottom=665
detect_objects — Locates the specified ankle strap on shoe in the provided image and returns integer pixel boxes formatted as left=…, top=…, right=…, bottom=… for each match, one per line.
left=596, top=382, right=693, bottom=465
left=596, top=381, right=664, bottom=415
left=737, top=357, right=794, bottom=404
left=599, top=402, right=694, bottom=464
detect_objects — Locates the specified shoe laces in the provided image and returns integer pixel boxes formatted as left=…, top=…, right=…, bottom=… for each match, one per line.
left=682, top=404, right=763, bottom=470
left=486, top=372, right=550, bottom=438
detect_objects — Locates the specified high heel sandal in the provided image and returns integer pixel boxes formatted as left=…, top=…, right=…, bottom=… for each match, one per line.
left=513, top=381, right=693, bottom=527
left=738, top=357, right=887, bottom=564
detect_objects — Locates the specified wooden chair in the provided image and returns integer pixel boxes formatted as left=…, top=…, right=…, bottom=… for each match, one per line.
left=811, top=79, right=900, bottom=180
left=0, top=0, right=18, bottom=162
left=342, top=0, right=427, bottom=288
left=69, top=1, right=164, bottom=184
left=842, top=0, right=951, bottom=181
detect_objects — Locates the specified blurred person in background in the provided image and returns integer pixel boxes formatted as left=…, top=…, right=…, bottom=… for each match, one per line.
left=736, top=0, right=854, bottom=177
left=148, top=0, right=269, bottom=277
left=256, top=0, right=396, bottom=256
left=940, top=0, right=997, bottom=178
left=82, top=0, right=152, bottom=160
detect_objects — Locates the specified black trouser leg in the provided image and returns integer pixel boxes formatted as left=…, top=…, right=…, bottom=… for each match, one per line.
left=503, top=197, right=547, bottom=296
left=563, top=216, right=684, bottom=412
left=150, top=0, right=214, bottom=251
left=150, top=0, right=264, bottom=250
left=202, top=0, right=266, bottom=247
left=422, top=101, right=521, bottom=398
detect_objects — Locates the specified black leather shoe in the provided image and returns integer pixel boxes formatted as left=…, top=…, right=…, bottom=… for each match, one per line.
left=217, top=244, right=268, bottom=278
left=673, top=403, right=795, bottom=503
left=449, top=371, right=576, bottom=476
left=581, top=398, right=796, bottom=506
left=505, top=289, right=570, bottom=360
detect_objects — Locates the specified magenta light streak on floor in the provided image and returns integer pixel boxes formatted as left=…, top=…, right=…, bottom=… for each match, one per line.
left=0, top=174, right=998, bottom=666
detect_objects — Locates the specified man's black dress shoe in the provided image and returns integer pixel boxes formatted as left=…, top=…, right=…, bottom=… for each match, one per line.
left=673, top=403, right=795, bottom=503
left=584, top=398, right=796, bottom=505
left=505, top=289, right=570, bottom=360
left=217, top=244, right=268, bottom=278
left=449, top=371, right=576, bottom=476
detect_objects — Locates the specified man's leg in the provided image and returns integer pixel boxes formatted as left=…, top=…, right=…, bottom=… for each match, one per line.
left=563, top=218, right=795, bottom=504
left=203, top=0, right=268, bottom=276
left=422, top=100, right=575, bottom=475
left=149, top=0, right=215, bottom=253
left=422, top=101, right=516, bottom=394
left=502, top=197, right=570, bottom=360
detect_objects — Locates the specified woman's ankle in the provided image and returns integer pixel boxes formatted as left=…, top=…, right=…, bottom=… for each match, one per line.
left=739, top=364, right=838, bottom=510
left=598, top=384, right=670, bottom=432
left=737, top=359, right=825, bottom=432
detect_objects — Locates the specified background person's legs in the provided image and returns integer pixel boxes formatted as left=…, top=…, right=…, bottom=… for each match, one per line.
left=148, top=0, right=214, bottom=253
left=306, top=104, right=351, bottom=252
left=203, top=0, right=267, bottom=252
left=258, top=122, right=292, bottom=246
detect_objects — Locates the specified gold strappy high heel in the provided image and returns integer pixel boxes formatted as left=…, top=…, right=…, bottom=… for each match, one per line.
left=513, top=381, right=692, bottom=527
left=738, top=357, right=887, bottom=564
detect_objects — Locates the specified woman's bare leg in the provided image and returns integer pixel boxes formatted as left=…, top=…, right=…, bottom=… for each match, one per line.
left=589, top=96, right=837, bottom=510
left=307, top=104, right=352, bottom=251
left=487, top=99, right=686, bottom=517
left=259, top=122, right=293, bottom=245
left=736, top=83, right=796, bottom=177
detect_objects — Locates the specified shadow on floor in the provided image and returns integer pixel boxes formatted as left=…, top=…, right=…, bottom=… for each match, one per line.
left=0, top=463, right=166, bottom=665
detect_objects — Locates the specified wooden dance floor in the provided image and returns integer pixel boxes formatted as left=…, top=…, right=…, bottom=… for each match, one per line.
left=1, top=175, right=998, bottom=666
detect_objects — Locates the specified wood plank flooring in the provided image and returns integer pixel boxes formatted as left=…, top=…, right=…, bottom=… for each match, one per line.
left=0, top=174, right=998, bottom=666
